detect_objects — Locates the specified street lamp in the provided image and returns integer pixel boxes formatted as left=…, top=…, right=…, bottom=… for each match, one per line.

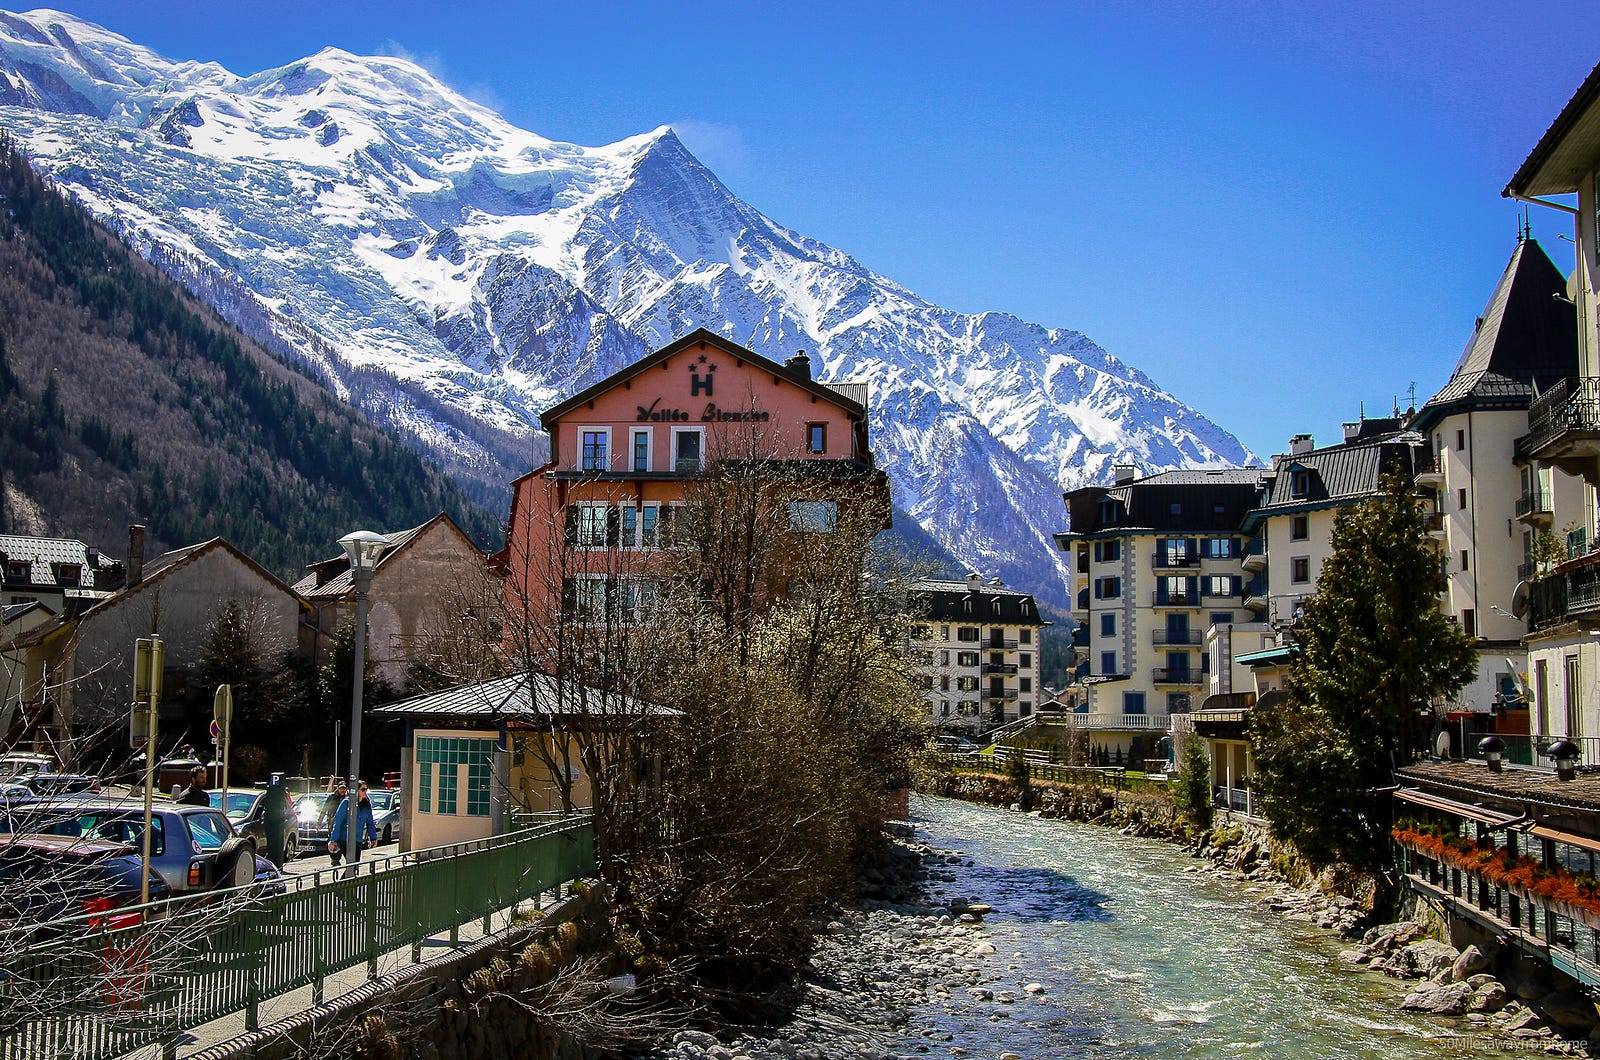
left=339, top=529, right=390, bottom=868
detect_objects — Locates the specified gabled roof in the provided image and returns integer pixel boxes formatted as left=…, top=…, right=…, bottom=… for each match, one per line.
left=375, top=671, right=678, bottom=722
left=3, top=537, right=305, bottom=649
left=293, top=513, right=482, bottom=601
left=0, top=534, right=119, bottom=589
left=537, top=328, right=865, bottom=428
left=1413, top=238, right=1578, bottom=431
left=1505, top=60, right=1600, bottom=199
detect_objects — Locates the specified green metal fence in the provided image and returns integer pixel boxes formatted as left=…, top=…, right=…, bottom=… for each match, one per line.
left=0, top=815, right=595, bottom=1060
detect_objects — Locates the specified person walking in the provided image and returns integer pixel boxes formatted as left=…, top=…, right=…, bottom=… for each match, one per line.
left=175, top=765, right=210, bottom=806
left=328, top=782, right=376, bottom=867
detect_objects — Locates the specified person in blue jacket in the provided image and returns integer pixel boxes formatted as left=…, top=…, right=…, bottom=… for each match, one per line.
left=328, top=781, right=377, bottom=866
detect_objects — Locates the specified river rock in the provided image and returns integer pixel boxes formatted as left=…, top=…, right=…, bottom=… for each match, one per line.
left=971, top=941, right=996, bottom=956
left=1449, top=944, right=1492, bottom=982
left=1378, top=939, right=1459, bottom=980
left=1537, top=988, right=1600, bottom=1033
left=1400, top=980, right=1474, bottom=1015
left=1467, top=980, right=1507, bottom=1014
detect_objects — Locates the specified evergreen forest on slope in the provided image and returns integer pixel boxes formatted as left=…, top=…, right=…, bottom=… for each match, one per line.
left=0, top=134, right=500, bottom=573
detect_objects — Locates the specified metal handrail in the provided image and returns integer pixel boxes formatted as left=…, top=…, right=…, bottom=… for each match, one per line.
left=1, top=816, right=596, bottom=1060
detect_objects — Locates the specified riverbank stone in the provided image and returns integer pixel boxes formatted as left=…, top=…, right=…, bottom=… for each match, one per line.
left=1401, top=981, right=1474, bottom=1015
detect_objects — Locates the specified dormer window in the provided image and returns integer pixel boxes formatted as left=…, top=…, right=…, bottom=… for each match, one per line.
left=1098, top=498, right=1119, bottom=525
left=53, top=563, right=81, bottom=587
left=1290, top=470, right=1311, bottom=498
left=5, top=560, right=29, bottom=582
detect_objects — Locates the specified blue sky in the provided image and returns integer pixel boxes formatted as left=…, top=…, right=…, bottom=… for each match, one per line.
left=33, top=1, right=1600, bottom=461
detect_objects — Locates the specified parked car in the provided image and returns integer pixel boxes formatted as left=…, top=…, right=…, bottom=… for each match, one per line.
left=367, top=788, right=402, bottom=845
left=208, top=788, right=296, bottom=862
left=0, top=833, right=169, bottom=928
left=0, top=753, right=55, bottom=783
left=21, top=773, right=101, bottom=798
left=4, top=798, right=273, bottom=894
left=930, top=735, right=979, bottom=754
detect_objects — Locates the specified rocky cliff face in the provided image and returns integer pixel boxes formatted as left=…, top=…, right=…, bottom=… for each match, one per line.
left=0, top=9, right=1257, bottom=604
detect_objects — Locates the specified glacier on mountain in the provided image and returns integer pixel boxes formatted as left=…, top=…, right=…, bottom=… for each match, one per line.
left=0, top=8, right=1258, bottom=607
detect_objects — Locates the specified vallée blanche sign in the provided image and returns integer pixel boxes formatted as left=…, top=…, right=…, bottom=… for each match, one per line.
left=635, top=398, right=770, bottom=423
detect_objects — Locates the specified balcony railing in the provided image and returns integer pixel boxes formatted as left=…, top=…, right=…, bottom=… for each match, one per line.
left=1152, top=591, right=1201, bottom=608
left=989, top=637, right=1019, bottom=650
left=1423, top=512, right=1445, bottom=534
left=984, top=689, right=1019, bottom=702
left=1152, top=667, right=1203, bottom=686
left=1516, top=490, right=1554, bottom=519
left=1525, top=376, right=1600, bottom=455
left=1413, top=453, right=1443, bottom=483
left=983, top=662, right=1018, bottom=675
left=1529, top=554, right=1600, bottom=629
left=1058, top=712, right=1170, bottom=730
left=1518, top=561, right=1536, bottom=582
left=1154, top=553, right=1200, bottom=569
left=1152, top=628, right=1203, bottom=646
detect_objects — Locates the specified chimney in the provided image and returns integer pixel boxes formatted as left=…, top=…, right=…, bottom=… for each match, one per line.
left=784, top=350, right=812, bottom=380
left=1289, top=434, right=1315, bottom=457
left=127, top=525, right=145, bottom=587
left=1113, top=463, right=1137, bottom=485
left=989, top=577, right=1005, bottom=587
left=967, top=572, right=982, bottom=586
left=1342, top=422, right=1361, bottom=443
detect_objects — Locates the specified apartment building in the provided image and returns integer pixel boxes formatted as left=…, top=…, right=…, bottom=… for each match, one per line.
left=907, top=574, right=1048, bottom=732
left=497, top=329, right=887, bottom=640
left=1058, top=467, right=1263, bottom=763
left=1506, top=61, right=1600, bottom=755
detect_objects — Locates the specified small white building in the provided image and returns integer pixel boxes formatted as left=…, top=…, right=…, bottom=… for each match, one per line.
left=906, top=575, right=1048, bottom=732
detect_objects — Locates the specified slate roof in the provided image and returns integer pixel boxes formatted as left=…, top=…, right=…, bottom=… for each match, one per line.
left=293, top=518, right=436, bottom=601
left=1412, top=238, right=1577, bottom=431
left=1505, top=59, right=1600, bottom=199
left=0, top=534, right=119, bottom=591
left=1249, top=435, right=1419, bottom=518
left=910, top=579, right=1047, bottom=626
left=1061, top=468, right=1265, bottom=536
left=374, top=671, right=677, bottom=722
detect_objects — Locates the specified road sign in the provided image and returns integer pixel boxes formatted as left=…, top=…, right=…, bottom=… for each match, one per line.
left=209, top=719, right=221, bottom=741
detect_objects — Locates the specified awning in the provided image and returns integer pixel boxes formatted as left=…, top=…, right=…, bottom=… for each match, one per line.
left=1530, top=824, right=1600, bottom=855
left=1395, top=787, right=1520, bottom=827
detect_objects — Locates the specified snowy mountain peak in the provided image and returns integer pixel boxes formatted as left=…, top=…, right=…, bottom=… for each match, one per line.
left=0, top=10, right=1258, bottom=606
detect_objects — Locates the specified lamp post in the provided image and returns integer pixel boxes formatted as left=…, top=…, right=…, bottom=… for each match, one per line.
left=339, top=529, right=390, bottom=868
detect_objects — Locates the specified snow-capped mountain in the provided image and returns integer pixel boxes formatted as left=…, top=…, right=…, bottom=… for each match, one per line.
left=0, top=9, right=1257, bottom=606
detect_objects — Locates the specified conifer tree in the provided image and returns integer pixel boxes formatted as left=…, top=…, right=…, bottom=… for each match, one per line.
left=1251, top=469, right=1476, bottom=869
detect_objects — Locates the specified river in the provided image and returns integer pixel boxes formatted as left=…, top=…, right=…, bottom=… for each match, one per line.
left=896, top=794, right=1505, bottom=1058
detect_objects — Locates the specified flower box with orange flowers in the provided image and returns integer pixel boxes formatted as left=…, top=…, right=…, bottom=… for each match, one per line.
left=1392, top=825, right=1600, bottom=929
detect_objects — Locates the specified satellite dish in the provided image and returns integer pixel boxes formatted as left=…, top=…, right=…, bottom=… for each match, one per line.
left=1511, top=581, right=1531, bottom=619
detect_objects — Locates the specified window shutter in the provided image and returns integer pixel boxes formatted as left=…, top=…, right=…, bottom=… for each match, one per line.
left=564, top=506, right=578, bottom=545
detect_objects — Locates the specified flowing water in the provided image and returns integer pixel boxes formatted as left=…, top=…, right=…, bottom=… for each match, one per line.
left=899, top=795, right=1506, bottom=1058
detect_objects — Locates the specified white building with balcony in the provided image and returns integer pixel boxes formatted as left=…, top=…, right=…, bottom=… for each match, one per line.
left=907, top=574, right=1047, bottom=733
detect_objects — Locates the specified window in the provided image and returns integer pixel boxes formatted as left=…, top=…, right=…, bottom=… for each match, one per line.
left=789, top=500, right=838, bottom=532
left=957, top=676, right=980, bottom=691
left=417, top=737, right=496, bottom=818
left=569, top=576, right=608, bottom=621
left=1290, top=471, right=1311, bottom=498
left=1170, top=502, right=1182, bottom=515
left=639, top=505, right=659, bottom=547
left=940, top=675, right=949, bottom=691
left=1209, top=611, right=1232, bottom=626
left=1123, top=691, right=1146, bottom=715
left=1094, top=576, right=1122, bottom=599
left=1458, top=488, right=1467, bottom=511
left=917, top=674, right=935, bottom=690
left=1020, top=629, right=1032, bottom=644
left=1456, top=429, right=1466, bottom=450
left=1019, top=653, right=1032, bottom=668
left=1020, top=677, right=1032, bottom=692
left=957, top=651, right=980, bottom=667
left=808, top=423, right=827, bottom=454
left=957, top=627, right=980, bottom=642
left=1098, top=498, right=1120, bottom=525
left=939, top=649, right=949, bottom=665
left=1094, top=539, right=1121, bottom=562
left=621, top=506, right=638, bottom=547
left=54, top=563, right=81, bottom=587
left=672, top=427, right=705, bottom=471
left=1462, top=608, right=1476, bottom=638
left=1100, top=614, right=1115, bottom=637
left=1167, top=692, right=1191, bottom=714
left=1459, top=550, right=1469, bottom=572
left=1202, top=575, right=1237, bottom=597
left=631, top=428, right=652, bottom=472
left=580, top=429, right=609, bottom=471
left=4, top=560, right=28, bottom=581
left=1203, top=537, right=1236, bottom=559
left=570, top=504, right=615, bottom=548
left=1101, top=651, right=1116, bottom=674
left=1290, top=515, right=1308, bottom=541
left=1291, top=557, right=1310, bottom=583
